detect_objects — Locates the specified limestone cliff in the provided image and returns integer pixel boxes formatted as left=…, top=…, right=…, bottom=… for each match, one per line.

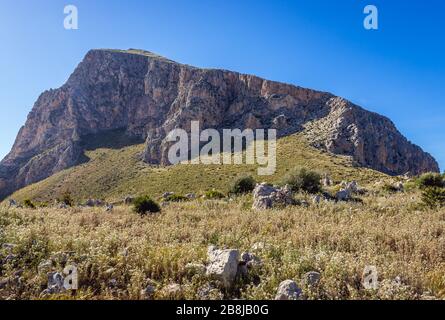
left=0, top=49, right=439, bottom=199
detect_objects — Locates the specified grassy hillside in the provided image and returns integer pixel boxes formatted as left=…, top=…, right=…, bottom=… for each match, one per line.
left=9, top=133, right=387, bottom=203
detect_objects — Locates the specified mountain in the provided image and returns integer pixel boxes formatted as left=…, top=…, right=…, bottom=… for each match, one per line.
left=0, top=49, right=439, bottom=200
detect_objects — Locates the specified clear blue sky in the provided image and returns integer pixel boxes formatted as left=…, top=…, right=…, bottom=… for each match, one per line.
left=0, top=0, right=444, bottom=171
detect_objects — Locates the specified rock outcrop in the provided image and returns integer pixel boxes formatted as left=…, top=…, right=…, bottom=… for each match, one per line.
left=0, top=49, right=439, bottom=199
left=252, top=183, right=295, bottom=210
left=275, top=280, right=302, bottom=300
left=206, top=246, right=240, bottom=289
left=303, top=97, right=439, bottom=175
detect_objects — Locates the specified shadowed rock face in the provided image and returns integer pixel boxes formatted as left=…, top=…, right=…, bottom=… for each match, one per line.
left=0, top=49, right=439, bottom=199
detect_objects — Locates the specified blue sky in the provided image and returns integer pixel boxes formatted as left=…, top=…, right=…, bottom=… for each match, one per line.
left=0, top=0, right=444, bottom=171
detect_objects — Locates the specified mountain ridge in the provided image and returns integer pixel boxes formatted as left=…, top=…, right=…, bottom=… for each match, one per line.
left=0, top=48, right=439, bottom=200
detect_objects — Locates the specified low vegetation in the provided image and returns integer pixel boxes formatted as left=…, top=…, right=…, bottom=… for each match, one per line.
left=229, top=175, right=257, bottom=195
left=164, top=194, right=189, bottom=203
left=23, top=199, right=35, bottom=209
left=59, top=191, right=74, bottom=207
left=204, top=189, right=226, bottom=200
left=1, top=187, right=444, bottom=300
left=281, top=167, right=322, bottom=194
left=132, top=196, right=161, bottom=215
left=416, top=172, right=444, bottom=189
left=421, top=187, right=445, bottom=208
left=2, top=133, right=444, bottom=300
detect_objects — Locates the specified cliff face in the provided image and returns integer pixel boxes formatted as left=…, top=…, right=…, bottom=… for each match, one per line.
left=0, top=49, right=439, bottom=199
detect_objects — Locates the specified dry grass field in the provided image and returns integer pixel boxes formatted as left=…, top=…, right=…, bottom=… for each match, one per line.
left=1, top=189, right=445, bottom=300
left=2, top=131, right=444, bottom=300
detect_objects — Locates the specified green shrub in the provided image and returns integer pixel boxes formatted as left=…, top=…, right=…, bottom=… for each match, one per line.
left=36, top=201, right=49, bottom=208
left=382, top=184, right=400, bottom=193
left=23, top=199, right=35, bottom=209
left=133, top=196, right=161, bottom=215
left=229, top=175, right=256, bottom=195
left=59, top=191, right=74, bottom=207
left=416, top=173, right=444, bottom=189
left=204, top=189, right=226, bottom=199
left=282, top=167, right=322, bottom=194
left=421, top=187, right=445, bottom=208
left=164, top=194, right=189, bottom=202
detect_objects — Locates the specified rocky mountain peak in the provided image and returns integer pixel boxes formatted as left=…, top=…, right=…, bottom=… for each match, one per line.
left=0, top=49, right=439, bottom=199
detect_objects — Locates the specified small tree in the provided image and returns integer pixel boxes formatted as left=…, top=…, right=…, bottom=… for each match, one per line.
left=60, top=191, right=74, bottom=207
left=229, top=175, right=256, bottom=195
left=416, top=173, right=444, bottom=189
left=282, top=167, right=322, bottom=194
left=382, top=184, right=399, bottom=193
left=133, top=196, right=161, bottom=215
left=421, top=187, right=445, bottom=209
left=23, top=199, right=36, bottom=209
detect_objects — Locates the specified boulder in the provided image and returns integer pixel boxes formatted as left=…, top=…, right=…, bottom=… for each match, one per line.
left=312, top=195, right=322, bottom=204
left=237, top=262, right=248, bottom=278
left=252, top=196, right=273, bottom=210
left=240, top=252, right=262, bottom=268
left=8, top=199, right=17, bottom=207
left=303, top=271, right=321, bottom=287
left=206, top=246, right=240, bottom=289
left=140, top=285, right=156, bottom=300
left=335, top=189, right=351, bottom=201
left=275, top=280, right=302, bottom=300
left=252, top=183, right=295, bottom=210
left=85, top=199, right=95, bottom=207
left=185, top=193, right=196, bottom=200
left=105, top=204, right=114, bottom=212
left=162, top=192, right=174, bottom=200
left=335, top=180, right=365, bottom=201
left=346, top=181, right=359, bottom=193
left=252, top=183, right=276, bottom=198
left=124, top=196, right=134, bottom=204
left=46, top=272, right=65, bottom=294
left=238, top=252, right=262, bottom=279
left=85, top=199, right=104, bottom=207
